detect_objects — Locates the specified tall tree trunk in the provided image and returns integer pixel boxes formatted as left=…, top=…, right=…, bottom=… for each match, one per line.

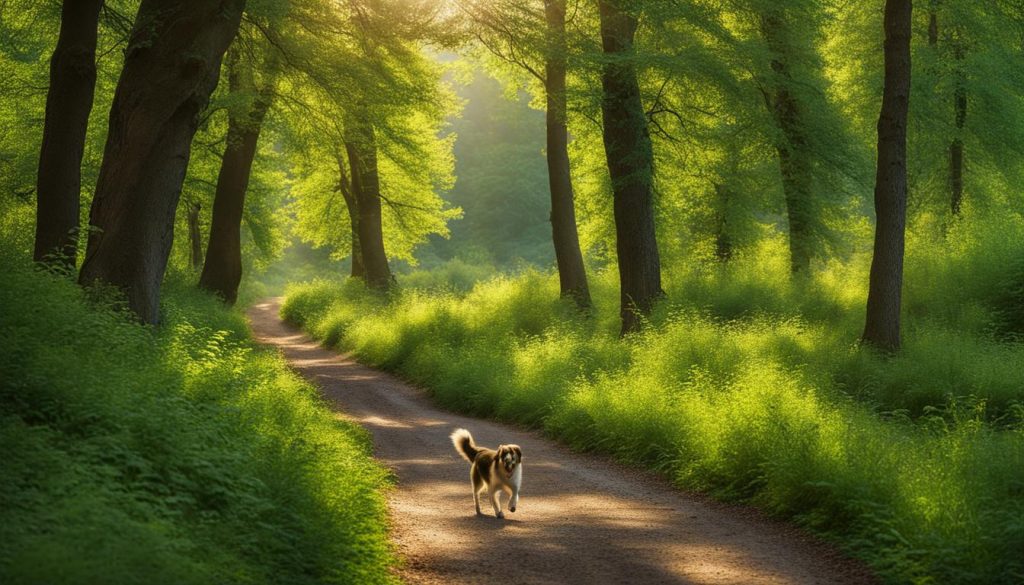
left=545, top=0, right=591, bottom=309
left=337, top=151, right=364, bottom=278
left=930, top=4, right=966, bottom=215
left=33, top=0, right=103, bottom=268
left=597, top=0, right=663, bottom=335
left=950, top=37, right=966, bottom=215
left=928, top=5, right=937, bottom=46
left=199, top=47, right=271, bottom=305
left=187, top=201, right=202, bottom=271
left=345, top=123, right=391, bottom=290
left=761, top=10, right=813, bottom=275
left=863, top=0, right=912, bottom=352
left=713, top=183, right=733, bottom=262
left=78, top=0, right=245, bottom=324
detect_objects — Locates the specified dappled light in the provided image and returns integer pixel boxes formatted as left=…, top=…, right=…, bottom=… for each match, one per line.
left=3, top=0, right=1024, bottom=583
left=253, top=303, right=872, bottom=584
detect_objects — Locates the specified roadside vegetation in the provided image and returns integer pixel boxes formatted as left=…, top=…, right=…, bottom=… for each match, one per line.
left=0, top=248, right=397, bottom=585
left=284, top=221, right=1024, bottom=585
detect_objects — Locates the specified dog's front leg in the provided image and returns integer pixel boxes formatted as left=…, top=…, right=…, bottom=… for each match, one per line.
left=509, top=465, right=522, bottom=512
left=488, top=488, right=504, bottom=519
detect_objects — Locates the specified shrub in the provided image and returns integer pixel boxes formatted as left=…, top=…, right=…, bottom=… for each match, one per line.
left=0, top=254, right=397, bottom=585
left=283, top=220, right=1024, bottom=583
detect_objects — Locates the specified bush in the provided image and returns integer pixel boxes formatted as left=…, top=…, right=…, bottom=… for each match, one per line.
left=283, top=221, right=1024, bottom=584
left=0, top=253, right=397, bottom=585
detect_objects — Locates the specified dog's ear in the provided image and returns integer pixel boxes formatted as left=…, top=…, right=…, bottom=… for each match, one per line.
left=512, top=445, right=522, bottom=461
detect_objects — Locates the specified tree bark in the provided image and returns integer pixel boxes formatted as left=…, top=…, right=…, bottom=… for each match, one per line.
left=545, top=0, right=591, bottom=309
left=761, top=10, right=813, bottom=275
left=78, top=0, right=246, bottom=324
left=930, top=4, right=966, bottom=215
left=345, top=123, right=391, bottom=290
left=950, top=38, right=966, bottom=215
left=187, top=201, right=202, bottom=271
left=598, top=0, right=663, bottom=335
left=863, top=0, right=912, bottom=353
left=33, top=0, right=103, bottom=268
left=713, top=183, right=733, bottom=262
left=337, top=151, right=364, bottom=278
left=928, top=7, right=937, bottom=46
left=199, top=47, right=271, bottom=305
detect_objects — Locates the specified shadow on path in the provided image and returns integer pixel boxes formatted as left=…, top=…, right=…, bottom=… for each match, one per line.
left=247, top=299, right=876, bottom=585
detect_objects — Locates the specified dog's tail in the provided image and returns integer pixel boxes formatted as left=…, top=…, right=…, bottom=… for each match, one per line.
left=450, top=428, right=479, bottom=463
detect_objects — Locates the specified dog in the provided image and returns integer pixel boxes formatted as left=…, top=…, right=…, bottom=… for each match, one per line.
left=450, top=428, right=522, bottom=519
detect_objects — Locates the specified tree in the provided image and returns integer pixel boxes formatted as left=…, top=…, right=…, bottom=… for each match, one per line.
left=345, top=119, right=392, bottom=289
left=186, top=200, right=202, bottom=270
left=78, top=0, right=246, bottom=324
left=760, top=5, right=815, bottom=274
left=337, top=151, right=365, bottom=278
left=544, top=0, right=591, bottom=307
left=598, top=0, right=663, bottom=334
left=199, top=43, right=274, bottom=305
left=927, top=2, right=966, bottom=215
left=863, top=0, right=912, bottom=352
left=279, top=0, right=459, bottom=278
left=33, top=0, right=103, bottom=268
left=454, top=0, right=591, bottom=306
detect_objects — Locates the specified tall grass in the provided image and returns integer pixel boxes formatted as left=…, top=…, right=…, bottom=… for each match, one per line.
left=0, top=252, right=397, bottom=584
left=283, top=221, right=1024, bottom=584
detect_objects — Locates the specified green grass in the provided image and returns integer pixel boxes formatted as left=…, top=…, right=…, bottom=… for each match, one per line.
left=283, top=223, right=1024, bottom=585
left=0, top=252, right=397, bottom=585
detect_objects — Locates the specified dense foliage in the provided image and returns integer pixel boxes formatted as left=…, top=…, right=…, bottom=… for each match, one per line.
left=284, top=218, right=1024, bottom=583
left=0, top=250, right=397, bottom=584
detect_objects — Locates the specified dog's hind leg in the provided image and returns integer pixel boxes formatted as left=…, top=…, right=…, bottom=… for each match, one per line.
left=471, top=467, right=484, bottom=516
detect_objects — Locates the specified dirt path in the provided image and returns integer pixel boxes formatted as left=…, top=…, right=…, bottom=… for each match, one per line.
left=248, top=298, right=875, bottom=585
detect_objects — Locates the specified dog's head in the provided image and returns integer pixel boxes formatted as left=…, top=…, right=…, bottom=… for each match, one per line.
left=496, top=444, right=522, bottom=475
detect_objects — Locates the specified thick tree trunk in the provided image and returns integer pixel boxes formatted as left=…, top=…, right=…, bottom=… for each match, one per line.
left=950, top=39, right=966, bottom=215
left=337, top=151, right=364, bottom=278
left=598, top=0, right=663, bottom=335
left=545, top=0, right=591, bottom=309
left=761, top=11, right=813, bottom=275
left=345, top=124, right=391, bottom=290
left=187, top=201, right=202, bottom=271
left=33, top=0, right=103, bottom=268
left=78, top=0, right=245, bottom=324
left=199, top=48, right=271, bottom=305
left=863, top=0, right=912, bottom=353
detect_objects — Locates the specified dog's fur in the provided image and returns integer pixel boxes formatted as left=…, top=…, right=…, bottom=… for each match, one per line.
left=450, top=428, right=522, bottom=519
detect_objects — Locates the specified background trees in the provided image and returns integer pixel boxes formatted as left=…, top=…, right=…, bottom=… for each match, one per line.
left=456, top=0, right=592, bottom=307
left=4, top=0, right=1024, bottom=336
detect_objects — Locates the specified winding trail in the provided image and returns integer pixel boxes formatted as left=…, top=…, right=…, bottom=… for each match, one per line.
left=247, top=298, right=875, bottom=585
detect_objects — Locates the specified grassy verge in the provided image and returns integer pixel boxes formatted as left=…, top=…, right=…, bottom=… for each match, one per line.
left=0, top=253, right=397, bottom=585
left=282, top=233, right=1024, bottom=585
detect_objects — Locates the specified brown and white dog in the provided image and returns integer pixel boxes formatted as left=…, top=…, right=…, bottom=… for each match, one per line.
left=450, top=428, right=522, bottom=519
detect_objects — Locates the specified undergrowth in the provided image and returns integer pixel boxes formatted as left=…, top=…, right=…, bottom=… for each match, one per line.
left=0, top=252, right=397, bottom=585
left=283, top=220, right=1024, bottom=585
